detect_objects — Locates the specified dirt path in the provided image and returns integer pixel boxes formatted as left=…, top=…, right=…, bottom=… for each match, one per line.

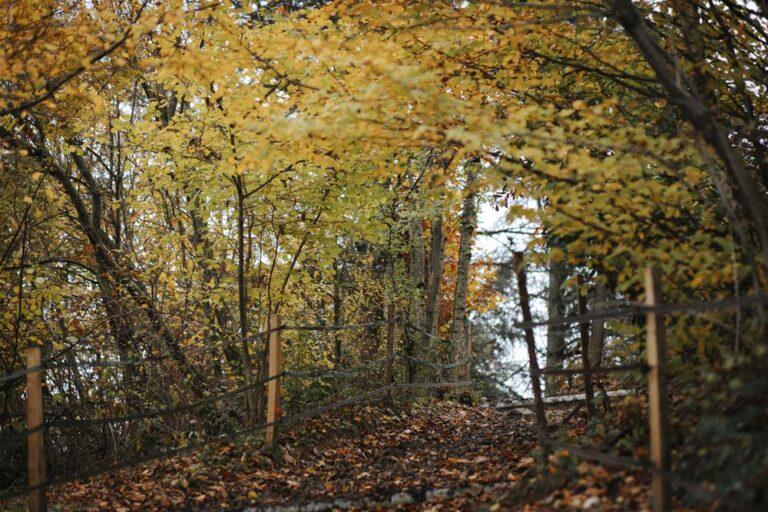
left=240, top=402, right=537, bottom=511
left=40, top=402, right=531, bottom=511
left=42, top=401, right=657, bottom=511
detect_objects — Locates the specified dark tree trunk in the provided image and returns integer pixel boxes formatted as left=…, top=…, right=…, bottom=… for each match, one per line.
left=545, top=258, right=566, bottom=395
left=425, top=213, right=445, bottom=345
left=235, top=177, right=257, bottom=426
left=449, top=167, right=477, bottom=378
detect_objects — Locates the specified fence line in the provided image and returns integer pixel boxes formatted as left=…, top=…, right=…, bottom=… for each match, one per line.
left=514, top=292, right=768, bottom=329
left=537, top=362, right=647, bottom=377
left=402, top=321, right=451, bottom=343
left=630, top=293, right=768, bottom=315
left=0, top=373, right=286, bottom=451
left=0, top=321, right=396, bottom=384
left=47, top=355, right=176, bottom=371
left=514, top=306, right=638, bottom=329
left=0, top=378, right=473, bottom=504
left=402, top=354, right=474, bottom=370
left=0, top=423, right=46, bottom=451
left=11, top=281, right=762, bottom=510
left=515, top=264, right=766, bottom=512
left=281, top=320, right=394, bottom=332
left=47, top=373, right=284, bottom=429
left=0, top=365, right=45, bottom=384
left=284, top=356, right=393, bottom=379
left=1, top=310, right=477, bottom=511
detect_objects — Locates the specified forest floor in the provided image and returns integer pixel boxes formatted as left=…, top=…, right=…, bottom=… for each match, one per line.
left=43, top=400, right=664, bottom=511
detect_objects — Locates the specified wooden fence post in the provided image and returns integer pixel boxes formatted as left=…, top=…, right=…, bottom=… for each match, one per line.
left=385, top=304, right=395, bottom=397
left=513, top=253, right=548, bottom=448
left=464, top=323, right=472, bottom=381
left=576, top=275, right=595, bottom=417
left=644, top=266, right=671, bottom=512
left=26, top=344, right=46, bottom=512
left=265, top=313, right=282, bottom=451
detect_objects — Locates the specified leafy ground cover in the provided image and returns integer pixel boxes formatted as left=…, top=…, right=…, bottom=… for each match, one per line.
left=23, top=400, right=687, bottom=511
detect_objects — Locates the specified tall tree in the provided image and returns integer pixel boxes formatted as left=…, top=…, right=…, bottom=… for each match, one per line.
left=545, top=257, right=567, bottom=395
left=589, top=280, right=608, bottom=368
left=233, top=175, right=258, bottom=426
left=425, top=211, right=445, bottom=342
left=449, top=165, right=478, bottom=373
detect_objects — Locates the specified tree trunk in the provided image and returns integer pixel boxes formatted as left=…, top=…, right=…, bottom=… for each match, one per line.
left=333, top=259, right=343, bottom=369
left=512, top=252, right=548, bottom=445
left=187, top=197, right=241, bottom=374
left=449, top=167, right=478, bottom=378
left=235, top=177, right=257, bottom=426
left=100, top=280, right=141, bottom=405
left=425, top=213, right=445, bottom=345
left=545, top=258, right=566, bottom=395
left=406, top=205, right=426, bottom=383
left=576, top=275, right=595, bottom=417
left=589, top=280, right=607, bottom=368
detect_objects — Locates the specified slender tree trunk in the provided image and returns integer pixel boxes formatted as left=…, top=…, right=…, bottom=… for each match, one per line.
left=576, top=275, right=595, bottom=417
left=406, top=208, right=426, bottom=383
left=513, top=252, right=548, bottom=445
left=57, top=318, right=85, bottom=402
left=425, top=213, right=445, bottom=344
left=545, top=258, right=566, bottom=395
left=235, top=177, right=257, bottom=426
left=333, top=260, right=343, bottom=369
left=449, top=167, right=478, bottom=378
left=409, top=213, right=426, bottom=328
left=100, top=279, right=141, bottom=407
left=589, top=280, right=607, bottom=368
left=188, top=199, right=239, bottom=368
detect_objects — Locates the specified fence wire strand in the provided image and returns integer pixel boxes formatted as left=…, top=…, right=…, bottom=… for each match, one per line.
left=515, top=292, right=768, bottom=329
left=46, top=373, right=284, bottom=430
left=284, top=356, right=393, bottom=379
left=0, top=319, right=398, bottom=383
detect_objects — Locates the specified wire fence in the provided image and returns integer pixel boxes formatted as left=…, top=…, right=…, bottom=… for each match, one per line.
left=284, top=355, right=393, bottom=379
left=0, top=313, right=474, bottom=507
left=515, top=265, right=767, bottom=512
left=6, top=271, right=762, bottom=509
left=0, top=320, right=398, bottom=385
left=514, top=292, right=768, bottom=329
left=0, top=377, right=474, bottom=504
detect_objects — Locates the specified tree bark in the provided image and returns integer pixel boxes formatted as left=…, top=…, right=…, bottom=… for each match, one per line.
left=545, top=258, right=566, bottom=395
left=187, top=200, right=240, bottom=368
left=406, top=204, right=426, bottom=383
left=449, top=167, right=478, bottom=377
left=235, top=177, right=258, bottom=426
left=425, top=212, right=445, bottom=345
left=576, top=275, right=595, bottom=417
left=333, top=258, right=344, bottom=369
left=589, top=280, right=607, bottom=368
left=512, top=252, right=548, bottom=445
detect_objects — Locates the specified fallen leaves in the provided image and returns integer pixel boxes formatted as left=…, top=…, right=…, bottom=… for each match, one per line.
left=27, top=401, right=679, bottom=511
left=40, top=401, right=531, bottom=511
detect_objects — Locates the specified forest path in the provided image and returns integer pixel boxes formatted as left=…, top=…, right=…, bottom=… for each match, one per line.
left=241, top=401, right=537, bottom=511
left=49, top=401, right=534, bottom=511
left=49, top=401, right=655, bottom=511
